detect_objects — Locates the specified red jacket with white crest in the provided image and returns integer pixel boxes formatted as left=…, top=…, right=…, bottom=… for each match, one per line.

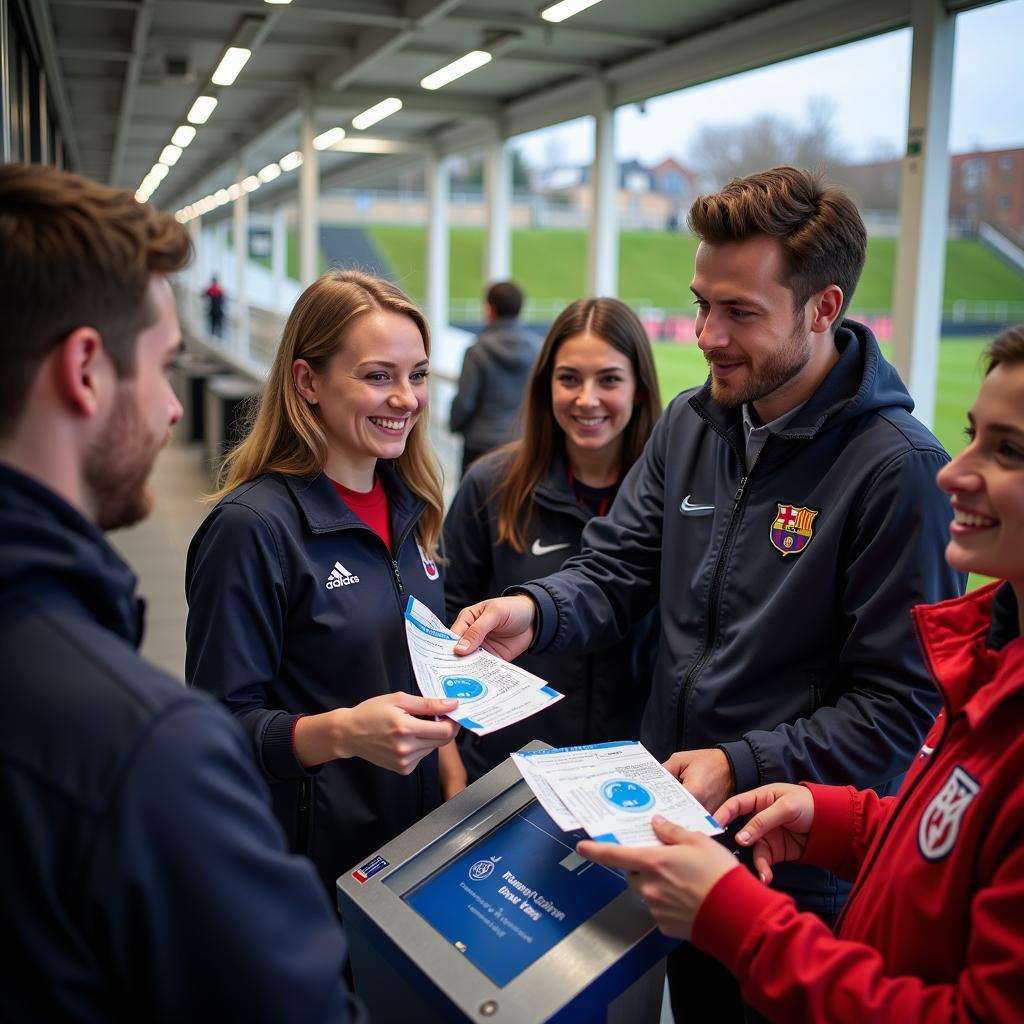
left=694, top=580, right=1024, bottom=1022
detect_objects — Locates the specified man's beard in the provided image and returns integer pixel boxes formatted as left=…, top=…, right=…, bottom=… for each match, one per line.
left=84, top=388, right=165, bottom=531
left=709, top=316, right=811, bottom=409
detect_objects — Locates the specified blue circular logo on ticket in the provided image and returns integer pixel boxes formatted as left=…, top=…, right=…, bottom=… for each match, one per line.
left=442, top=676, right=486, bottom=701
left=600, top=779, right=655, bottom=813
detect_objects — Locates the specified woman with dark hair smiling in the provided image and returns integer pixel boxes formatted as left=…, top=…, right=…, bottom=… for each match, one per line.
left=440, top=297, right=662, bottom=794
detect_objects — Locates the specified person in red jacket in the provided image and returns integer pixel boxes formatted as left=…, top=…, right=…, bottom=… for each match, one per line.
left=579, top=323, right=1024, bottom=1022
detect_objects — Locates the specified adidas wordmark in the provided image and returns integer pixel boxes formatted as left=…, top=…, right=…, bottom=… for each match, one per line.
left=325, top=561, right=360, bottom=589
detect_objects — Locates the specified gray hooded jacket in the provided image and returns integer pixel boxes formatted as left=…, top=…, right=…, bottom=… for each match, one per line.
left=449, top=318, right=541, bottom=452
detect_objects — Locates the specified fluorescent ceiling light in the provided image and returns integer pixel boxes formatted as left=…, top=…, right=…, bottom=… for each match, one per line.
left=351, top=97, right=402, bottom=131
left=148, top=163, right=169, bottom=182
left=174, top=210, right=190, bottom=223
left=541, top=0, right=603, bottom=23
left=135, top=189, right=150, bottom=203
left=159, top=144, right=182, bottom=167
left=279, top=150, right=303, bottom=171
left=313, top=126, right=346, bottom=150
left=171, top=125, right=196, bottom=148
left=187, top=95, right=218, bottom=124
left=215, top=188, right=230, bottom=205
left=258, top=162, right=281, bottom=183
left=242, top=175, right=261, bottom=192
left=227, top=183, right=243, bottom=201
left=211, top=47, right=252, bottom=87
left=420, top=50, right=491, bottom=90
left=264, top=0, right=292, bottom=4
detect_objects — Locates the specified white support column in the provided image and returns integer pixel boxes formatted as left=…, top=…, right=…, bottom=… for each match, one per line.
left=484, top=134, right=512, bottom=284
left=588, top=80, right=618, bottom=297
left=271, top=205, right=288, bottom=311
left=233, top=159, right=250, bottom=356
left=891, top=0, right=955, bottom=429
left=299, top=88, right=319, bottom=288
left=425, top=149, right=450, bottom=339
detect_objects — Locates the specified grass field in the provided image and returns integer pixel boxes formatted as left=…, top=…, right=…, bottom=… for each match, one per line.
left=363, top=227, right=1024, bottom=314
left=272, top=225, right=1024, bottom=315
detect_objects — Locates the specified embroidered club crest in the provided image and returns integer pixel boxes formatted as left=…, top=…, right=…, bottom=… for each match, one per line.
left=769, top=503, right=818, bottom=556
left=417, top=542, right=439, bottom=581
left=918, top=765, right=981, bottom=861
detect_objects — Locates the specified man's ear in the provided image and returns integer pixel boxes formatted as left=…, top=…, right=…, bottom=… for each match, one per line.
left=809, top=285, right=844, bottom=334
left=53, top=327, right=108, bottom=418
left=292, top=358, right=319, bottom=405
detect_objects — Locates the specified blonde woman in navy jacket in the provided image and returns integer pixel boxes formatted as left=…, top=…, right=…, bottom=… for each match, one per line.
left=186, top=270, right=460, bottom=894
left=441, top=297, right=662, bottom=793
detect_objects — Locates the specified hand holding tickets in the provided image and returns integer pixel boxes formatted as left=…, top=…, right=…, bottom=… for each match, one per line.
left=404, top=597, right=563, bottom=735
left=512, top=741, right=723, bottom=846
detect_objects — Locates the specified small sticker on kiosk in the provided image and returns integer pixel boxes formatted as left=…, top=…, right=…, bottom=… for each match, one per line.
left=352, top=855, right=390, bottom=884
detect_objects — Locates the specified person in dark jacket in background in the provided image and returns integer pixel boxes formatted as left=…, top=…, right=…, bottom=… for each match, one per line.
left=186, top=269, right=460, bottom=897
left=450, top=167, right=964, bottom=1022
left=204, top=274, right=225, bottom=336
left=441, top=297, right=662, bottom=794
left=449, top=279, right=541, bottom=476
left=0, top=163, right=362, bottom=1022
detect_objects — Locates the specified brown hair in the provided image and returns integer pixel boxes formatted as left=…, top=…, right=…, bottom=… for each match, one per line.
left=687, top=165, right=867, bottom=325
left=985, top=324, right=1024, bottom=373
left=0, top=163, right=191, bottom=437
left=486, top=280, right=524, bottom=319
left=211, top=269, right=444, bottom=558
left=494, top=297, right=662, bottom=553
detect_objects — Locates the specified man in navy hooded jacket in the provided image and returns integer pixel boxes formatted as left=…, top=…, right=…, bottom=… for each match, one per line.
left=451, top=167, right=963, bottom=1021
left=0, top=163, right=363, bottom=1023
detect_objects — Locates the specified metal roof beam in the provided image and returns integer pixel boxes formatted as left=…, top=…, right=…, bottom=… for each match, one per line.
left=110, top=0, right=154, bottom=185
left=314, top=87, right=499, bottom=118
left=448, top=9, right=659, bottom=48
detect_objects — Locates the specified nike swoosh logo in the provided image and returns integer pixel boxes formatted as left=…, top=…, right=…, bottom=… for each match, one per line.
left=531, top=540, right=572, bottom=557
left=679, top=495, right=715, bottom=516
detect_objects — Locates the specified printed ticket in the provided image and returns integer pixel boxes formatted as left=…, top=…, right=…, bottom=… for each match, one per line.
left=404, top=596, right=563, bottom=736
left=512, top=740, right=723, bottom=846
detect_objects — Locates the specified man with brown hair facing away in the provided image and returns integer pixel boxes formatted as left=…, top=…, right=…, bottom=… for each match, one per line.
left=450, top=279, right=541, bottom=476
left=450, top=166, right=963, bottom=1020
left=0, top=163, right=363, bottom=1023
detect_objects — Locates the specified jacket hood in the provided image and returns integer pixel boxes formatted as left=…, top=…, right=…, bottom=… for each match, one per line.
left=477, top=320, right=541, bottom=371
left=691, top=319, right=914, bottom=441
left=0, top=463, right=142, bottom=644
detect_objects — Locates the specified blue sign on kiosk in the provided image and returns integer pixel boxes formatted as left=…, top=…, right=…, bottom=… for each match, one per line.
left=337, top=743, right=676, bottom=1024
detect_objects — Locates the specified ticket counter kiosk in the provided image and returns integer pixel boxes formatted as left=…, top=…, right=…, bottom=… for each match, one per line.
left=337, top=745, right=675, bottom=1024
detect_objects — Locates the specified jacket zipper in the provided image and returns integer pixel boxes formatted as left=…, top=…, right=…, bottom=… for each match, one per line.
left=388, top=517, right=427, bottom=819
left=296, top=777, right=313, bottom=854
left=675, top=466, right=750, bottom=750
left=831, top=612, right=951, bottom=933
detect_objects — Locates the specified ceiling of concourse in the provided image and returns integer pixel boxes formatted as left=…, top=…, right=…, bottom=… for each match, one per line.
left=39, top=0, right=994, bottom=214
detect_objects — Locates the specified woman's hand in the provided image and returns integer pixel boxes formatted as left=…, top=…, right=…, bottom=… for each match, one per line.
left=578, top=816, right=741, bottom=941
left=714, top=783, right=815, bottom=884
left=294, top=694, right=460, bottom=775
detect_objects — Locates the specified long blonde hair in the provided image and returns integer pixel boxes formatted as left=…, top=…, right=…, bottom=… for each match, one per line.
left=496, top=297, right=662, bottom=552
left=210, top=269, right=444, bottom=558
